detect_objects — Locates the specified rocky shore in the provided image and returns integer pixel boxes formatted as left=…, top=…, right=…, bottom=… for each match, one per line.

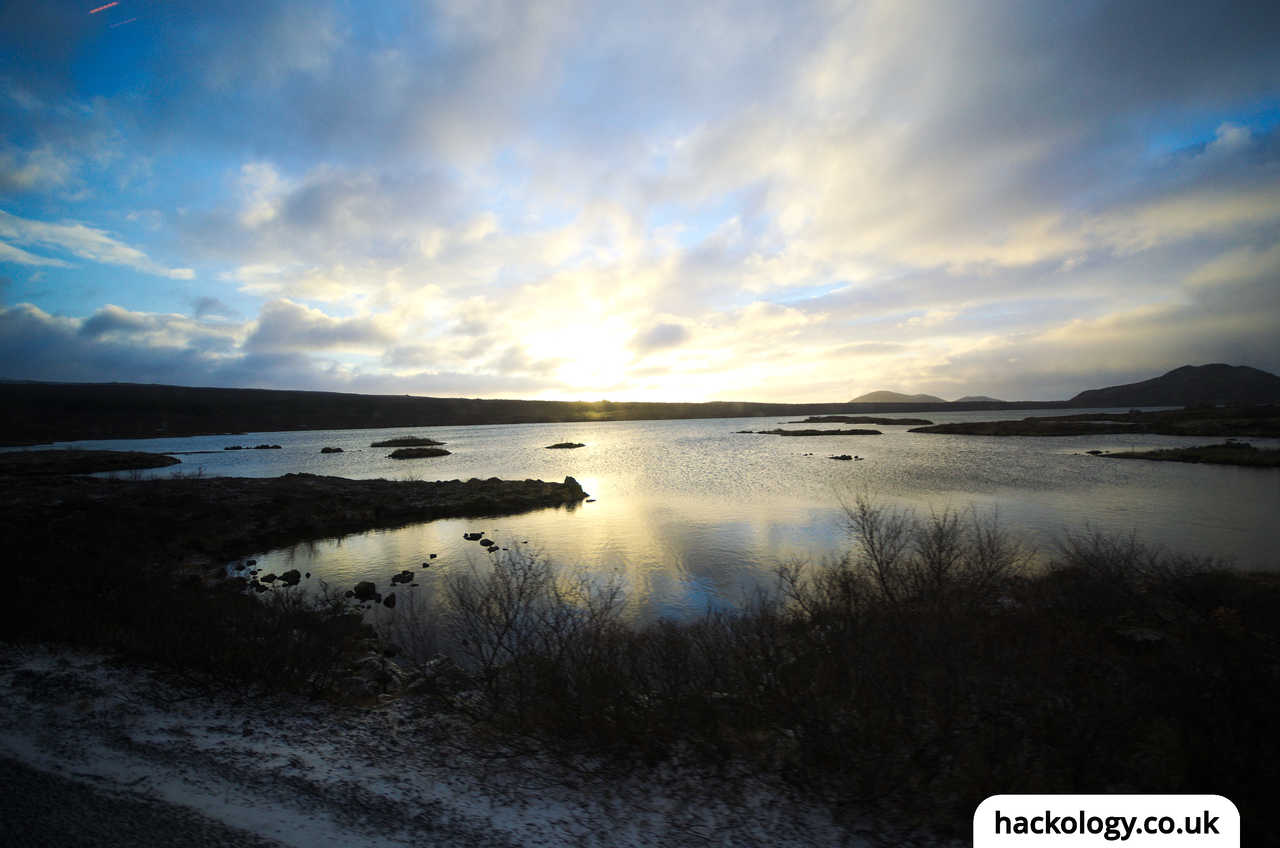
left=2, top=471, right=588, bottom=569
left=0, top=449, right=180, bottom=475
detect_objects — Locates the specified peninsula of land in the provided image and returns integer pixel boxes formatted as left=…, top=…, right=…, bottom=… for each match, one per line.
left=1, top=462, right=589, bottom=569
left=1103, top=442, right=1280, bottom=468
left=908, top=406, right=1280, bottom=438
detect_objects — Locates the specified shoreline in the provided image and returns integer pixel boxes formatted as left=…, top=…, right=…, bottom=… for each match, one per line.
left=2, top=471, right=589, bottom=570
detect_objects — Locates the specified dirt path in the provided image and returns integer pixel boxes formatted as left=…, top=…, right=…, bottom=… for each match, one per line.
left=0, top=645, right=865, bottom=848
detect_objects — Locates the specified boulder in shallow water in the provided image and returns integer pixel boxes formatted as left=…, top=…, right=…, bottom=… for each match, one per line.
left=353, top=581, right=379, bottom=602
left=383, top=593, right=397, bottom=608
left=279, top=569, right=302, bottom=586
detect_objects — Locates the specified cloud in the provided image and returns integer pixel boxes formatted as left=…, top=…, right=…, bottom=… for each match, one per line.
left=0, top=145, right=74, bottom=193
left=192, top=296, right=240, bottom=320
left=0, top=239, right=71, bottom=267
left=244, top=299, right=396, bottom=353
left=79, top=304, right=152, bottom=338
left=0, top=210, right=193, bottom=279
left=631, top=322, right=690, bottom=353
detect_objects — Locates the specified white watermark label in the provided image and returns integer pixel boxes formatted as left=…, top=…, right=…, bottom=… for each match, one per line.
left=974, top=795, right=1239, bottom=846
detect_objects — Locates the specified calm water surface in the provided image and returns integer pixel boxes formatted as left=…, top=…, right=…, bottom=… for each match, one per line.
left=25, top=409, right=1280, bottom=620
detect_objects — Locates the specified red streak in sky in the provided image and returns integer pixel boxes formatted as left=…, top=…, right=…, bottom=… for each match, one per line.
left=89, top=2, right=119, bottom=14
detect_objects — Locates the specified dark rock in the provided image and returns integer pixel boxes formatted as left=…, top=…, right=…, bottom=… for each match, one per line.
left=390, top=570, right=414, bottom=584
left=370, top=437, right=446, bottom=447
left=320, top=447, right=344, bottom=454
left=463, top=532, right=483, bottom=541
left=224, top=445, right=243, bottom=450
left=260, top=573, right=277, bottom=583
left=830, top=454, right=853, bottom=461
left=353, top=581, right=379, bottom=602
left=545, top=442, right=586, bottom=449
left=247, top=559, right=257, bottom=566
left=429, top=553, right=437, bottom=559
left=388, top=447, right=451, bottom=459
left=479, top=538, right=494, bottom=547
left=279, top=569, right=302, bottom=586
left=383, top=593, right=396, bottom=608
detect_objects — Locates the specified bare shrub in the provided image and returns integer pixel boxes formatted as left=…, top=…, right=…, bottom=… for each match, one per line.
left=839, top=494, right=1031, bottom=605
left=440, top=549, right=628, bottom=728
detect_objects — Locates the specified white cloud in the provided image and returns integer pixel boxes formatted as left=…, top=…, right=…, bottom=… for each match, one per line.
left=0, top=210, right=194, bottom=279
left=0, top=240, right=71, bottom=267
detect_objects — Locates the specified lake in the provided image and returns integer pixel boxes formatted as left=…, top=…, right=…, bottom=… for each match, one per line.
left=25, top=408, right=1280, bottom=620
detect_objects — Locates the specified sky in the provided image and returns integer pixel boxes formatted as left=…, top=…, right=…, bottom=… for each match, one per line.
left=1, top=0, right=1277, bottom=403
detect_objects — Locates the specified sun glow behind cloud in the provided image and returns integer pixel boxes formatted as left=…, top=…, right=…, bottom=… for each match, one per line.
left=0, top=0, right=1277, bottom=401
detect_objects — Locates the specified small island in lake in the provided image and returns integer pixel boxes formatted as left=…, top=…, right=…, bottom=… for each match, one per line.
left=749, top=428, right=882, bottom=436
left=371, top=436, right=446, bottom=447
left=790, top=415, right=933, bottom=425
left=545, top=442, right=586, bottom=449
left=1103, top=441, right=1280, bottom=468
left=388, top=447, right=451, bottom=459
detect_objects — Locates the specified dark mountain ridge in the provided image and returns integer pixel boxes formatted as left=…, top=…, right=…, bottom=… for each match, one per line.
left=1068, top=364, right=1280, bottom=408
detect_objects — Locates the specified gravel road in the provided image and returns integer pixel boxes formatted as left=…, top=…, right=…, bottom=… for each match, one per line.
left=0, top=757, right=285, bottom=848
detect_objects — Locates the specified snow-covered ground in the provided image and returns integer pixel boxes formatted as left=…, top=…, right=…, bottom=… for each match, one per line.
left=0, top=644, right=887, bottom=847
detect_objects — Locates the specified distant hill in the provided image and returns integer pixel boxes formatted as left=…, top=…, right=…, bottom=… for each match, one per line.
left=1069, top=364, right=1280, bottom=408
left=850, top=390, right=948, bottom=404
left=954, top=395, right=1004, bottom=403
